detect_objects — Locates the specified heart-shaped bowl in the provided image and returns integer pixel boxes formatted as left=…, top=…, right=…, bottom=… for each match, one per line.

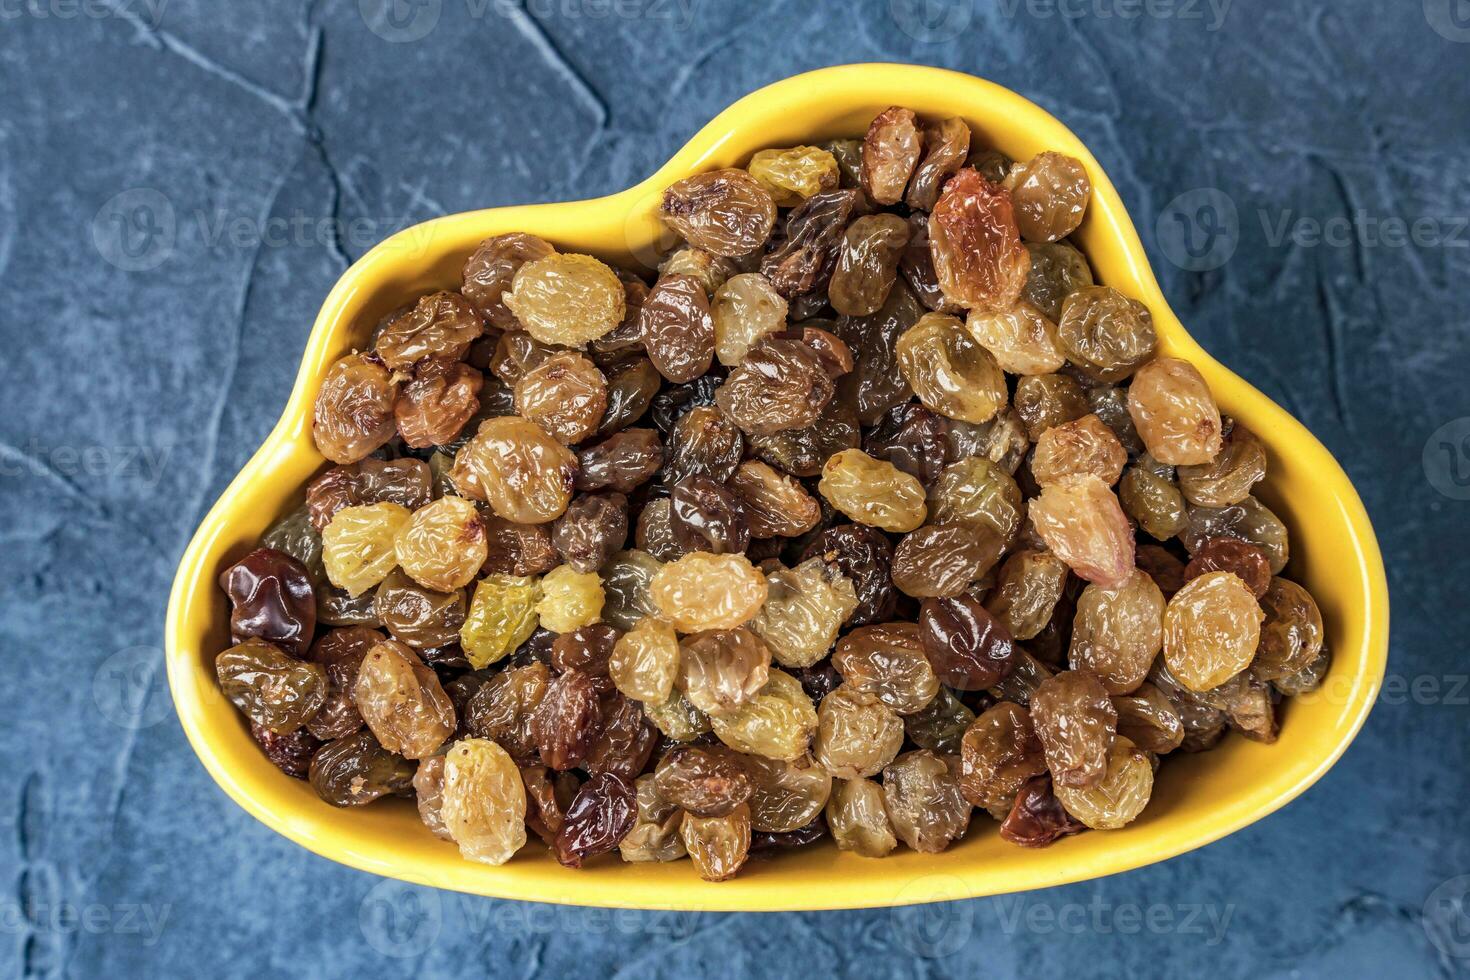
left=165, top=63, right=1389, bottom=911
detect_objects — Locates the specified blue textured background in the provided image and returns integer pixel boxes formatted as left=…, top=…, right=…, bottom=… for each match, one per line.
left=2, top=1, right=1468, bottom=976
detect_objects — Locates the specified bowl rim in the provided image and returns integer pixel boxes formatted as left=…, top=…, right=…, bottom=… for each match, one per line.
left=164, top=62, right=1390, bottom=912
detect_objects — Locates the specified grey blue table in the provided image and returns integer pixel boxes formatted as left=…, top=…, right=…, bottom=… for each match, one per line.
left=1, top=1, right=1467, bottom=976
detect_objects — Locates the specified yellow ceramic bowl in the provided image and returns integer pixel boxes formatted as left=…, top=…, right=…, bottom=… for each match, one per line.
left=164, top=64, right=1389, bottom=911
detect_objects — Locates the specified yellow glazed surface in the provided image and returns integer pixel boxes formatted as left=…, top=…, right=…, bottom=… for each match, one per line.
left=164, top=64, right=1389, bottom=911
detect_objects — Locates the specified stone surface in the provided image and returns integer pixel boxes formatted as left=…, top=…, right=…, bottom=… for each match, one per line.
left=1, top=1, right=1467, bottom=976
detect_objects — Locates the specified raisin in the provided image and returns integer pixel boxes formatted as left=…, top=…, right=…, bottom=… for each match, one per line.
left=634, top=498, right=683, bottom=562
left=455, top=416, right=576, bottom=524
left=600, top=549, right=664, bottom=631
left=609, top=615, right=680, bottom=703
left=462, top=232, right=556, bottom=329
left=481, top=515, right=559, bottom=577
left=461, top=574, right=541, bottom=668
left=927, top=456, right=1024, bottom=542
left=1057, top=286, right=1157, bottom=383
left=919, top=594, right=1018, bottom=690
left=833, top=623, right=939, bottom=715
left=1069, top=570, right=1166, bottom=695
left=708, top=669, right=818, bottom=761
left=219, top=547, right=317, bottom=658
left=750, top=557, right=858, bottom=668
left=712, top=272, right=788, bottom=366
left=576, top=428, right=664, bottom=494
left=818, top=449, right=927, bottom=533
left=662, top=404, right=743, bottom=484
left=597, top=357, right=662, bottom=436
left=882, top=750, right=971, bottom=853
left=1030, top=669, right=1117, bottom=788
left=967, top=301, right=1066, bottom=376
left=552, top=492, right=629, bottom=573
left=1113, top=682, right=1185, bottom=753
left=1136, top=543, right=1188, bottom=597
left=374, top=568, right=466, bottom=650
left=678, top=627, right=772, bottom=716
left=309, top=730, right=415, bottom=807
left=960, top=701, right=1047, bottom=814
left=1028, top=475, right=1135, bottom=590
left=413, top=755, right=453, bottom=840
left=904, top=686, right=975, bottom=755
left=906, top=116, right=971, bottom=211
left=1181, top=496, right=1290, bottom=574
left=669, top=475, right=749, bottom=555
left=760, top=189, right=862, bottom=298
left=998, top=773, right=1085, bottom=847
left=1002, top=152, right=1091, bottom=243
left=217, top=637, right=328, bottom=733
left=1119, top=462, right=1189, bottom=540
left=394, top=495, right=487, bottom=592
left=1032, top=414, right=1127, bottom=487
left=813, top=684, right=903, bottom=779
left=514, top=350, right=608, bottom=445
left=375, top=291, right=483, bottom=371
left=1162, top=571, right=1263, bottom=691
left=800, top=524, right=897, bottom=626
left=747, top=145, right=839, bottom=207
left=1177, top=424, right=1267, bottom=507
left=305, top=626, right=378, bottom=740
left=441, top=738, right=527, bottom=864
left=521, top=764, right=579, bottom=847
left=859, top=106, right=922, bottom=205
left=654, top=745, right=753, bottom=817
left=619, top=774, right=687, bottom=863
left=681, top=803, right=751, bottom=881
left=728, top=460, right=821, bottom=539
left=312, top=353, right=398, bottom=464
left=660, top=169, right=777, bottom=257
left=829, top=213, right=911, bottom=317
left=660, top=246, right=736, bottom=296
left=551, top=623, right=620, bottom=676
left=985, top=549, right=1068, bottom=641
left=353, top=639, right=455, bottom=759
left=826, top=777, right=896, bottom=857
left=893, top=523, right=1006, bottom=599
left=715, top=337, right=834, bottom=435
left=897, top=312, right=1008, bottom=423
left=584, top=687, right=658, bottom=780
left=1185, top=537, right=1271, bottom=598
left=746, top=387, right=861, bottom=477
left=863, top=402, right=950, bottom=486
left=1127, top=357, right=1223, bottom=465
left=640, top=273, right=716, bottom=383
left=536, top=564, right=604, bottom=633
left=1014, top=372, right=1089, bottom=441
left=250, top=720, right=320, bottom=779
left=504, top=253, right=626, bottom=347
left=643, top=690, right=712, bottom=742
left=928, top=168, right=1030, bottom=311
left=1021, top=240, right=1093, bottom=323
left=899, top=212, right=963, bottom=314
left=463, top=661, right=549, bottom=765
left=833, top=280, right=922, bottom=424
left=1053, top=735, right=1152, bottom=829
left=651, top=552, right=768, bottom=632
left=1252, top=577, right=1324, bottom=680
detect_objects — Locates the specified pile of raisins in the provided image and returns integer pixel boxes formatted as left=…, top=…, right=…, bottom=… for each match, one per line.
left=217, top=107, right=1327, bottom=881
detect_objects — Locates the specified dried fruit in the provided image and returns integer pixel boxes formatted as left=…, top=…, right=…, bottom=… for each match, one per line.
left=747, top=145, right=839, bottom=206
left=896, top=312, right=1008, bottom=423
left=220, top=547, right=317, bottom=658
left=918, top=594, right=1018, bottom=690
left=313, top=353, right=398, bottom=464
left=743, top=752, right=831, bottom=833
left=394, top=495, right=486, bottom=592
left=514, top=351, right=608, bottom=444
left=708, top=669, right=818, bottom=760
left=893, top=522, right=1005, bottom=599
left=462, top=232, right=556, bottom=329
left=375, top=291, right=483, bottom=370
left=1113, top=682, right=1185, bottom=754
left=1032, top=414, right=1127, bottom=487
left=504, top=252, right=626, bottom=347
left=678, top=627, right=772, bottom=716
left=825, top=777, right=896, bottom=857
left=576, top=428, right=664, bottom=494
left=959, top=701, right=1047, bottom=813
left=715, top=337, right=834, bottom=435
left=536, top=564, right=604, bottom=634
left=999, top=773, right=1086, bottom=847
left=1021, top=240, right=1094, bottom=322
left=1118, top=461, right=1189, bottom=540
left=906, top=116, right=971, bottom=212
left=1057, top=286, right=1156, bottom=383
left=984, top=549, right=1068, bottom=641
left=1252, top=577, right=1324, bottom=681
left=800, top=524, right=897, bottom=626
left=928, top=168, right=1030, bottom=311
left=860, top=106, right=922, bottom=205
left=651, top=552, right=768, bottom=632
left=662, top=404, right=743, bottom=484
left=619, top=774, right=687, bottom=863
left=463, top=660, right=549, bottom=765
left=1052, top=735, right=1152, bottom=829
left=863, top=402, right=950, bottom=486
left=681, top=803, right=751, bottom=881
left=1014, top=372, right=1090, bottom=442
left=712, top=272, right=788, bottom=366
left=460, top=574, right=541, bottom=668
left=660, top=169, right=776, bottom=257
left=640, top=273, right=716, bottom=383
left=250, top=720, right=320, bottom=779
left=552, top=492, right=629, bottom=572
left=669, top=475, right=750, bottom=555
left=600, top=549, right=663, bottom=631
left=967, top=301, right=1066, bottom=376
left=309, top=730, right=415, bottom=807
left=1127, top=357, right=1223, bottom=465
left=1177, top=424, right=1267, bottom=507
left=1002, top=152, right=1091, bottom=243
left=882, top=750, right=971, bottom=853
left=1162, top=571, right=1264, bottom=691
left=216, top=637, right=328, bottom=733
left=609, top=615, right=680, bottom=703
left=456, top=416, right=576, bottom=524
left=374, top=569, right=466, bottom=650
left=441, top=738, right=527, bottom=864
left=728, top=460, right=821, bottom=539
left=1028, top=476, right=1135, bottom=590
left=813, top=683, right=903, bottom=779
left=532, top=668, right=605, bottom=770
left=833, top=623, right=939, bottom=715
left=829, top=214, right=911, bottom=317
left=927, top=456, right=1024, bottom=542
left=1181, top=496, right=1290, bottom=574
left=1030, top=669, right=1117, bottom=788
left=818, top=449, right=927, bottom=532
left=749, top=558, right=858, bottom=668
left=761, top=189, right=862, bottom=298
left=353, top=639, right=455, bottom=759
left=655, top=745, right=753, bottom=817
left=1069, top=570, right=1166, bottom=695
left=1185, top=537, right=1271, bottom=598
